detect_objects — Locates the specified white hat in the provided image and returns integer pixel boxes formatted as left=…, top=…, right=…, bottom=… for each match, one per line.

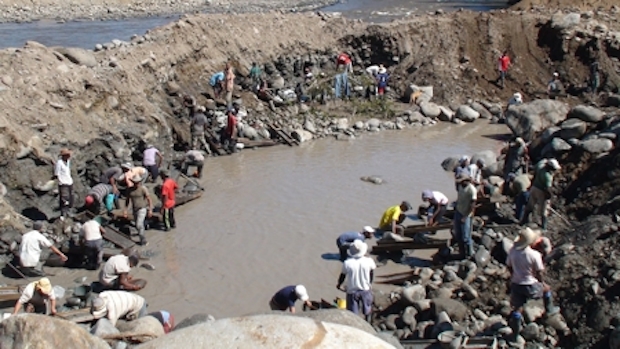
left=348, top=239, right=368, bottom=258
left=547, top=158, right=561, bottom=170
left=553, top=72, right=559, bottom=77
left=513, top=227, right=540, bottom=250
left=294, top=285, right=309, bottom=302
left=459, top=155, right=470, bottom=164
left=91, top=297, right=108, bottom=319
left=363, top=226, right=375, bottom=234
left=378, top=67, right=387, bottom=74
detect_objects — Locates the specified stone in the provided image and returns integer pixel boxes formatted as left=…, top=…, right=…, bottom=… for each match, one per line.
left=412, top=299, right=432, bottom=312
left=474, top=247, right=491, bottom=268
left=581, top=138, right=614, bottom=154
left=409, top=111, right=427, bottom=123
left=461, top=283, right=478, bottom=300
left=441, top=156, right=460, bottom=172
left=471, top=150, right=497, bottom=167
left=542, top=137, right=572, bottom=156
left=568, top=105, right=605, bottom=123
left=401, top=306, right=418, bottom=326
left=473, top=309, right=488, bottom=321
left=522, top=300, right=545, bottom=323
left=91, top=318, right=120, bottom=338
left=0, top=314, right=110, bottom=348
left=455, top=105, right=480, bottom=122
left=136, top=314, right=396, bottom=348
left=559, top=118, right=587, bottom=139
left=428, top=286, right=453, bottom=299
left=335, top=118, right=349, bottom=130
left=55, top=47, right=98, bottom=67
left=541, top=126, right=561, bottom=143
left=295, top=309, right=376, bottom=335
left=606, top=94, right=620, bottom=108
left=107, top=96, right=119, bottom=109
left=367, top=118, right=381, bottom=128
left=438, top=106, right=454, bottom=122
left=406, top=84, right=433, bottom=105
left=353, top=121, right=364, bottom=130
left=505, top=99, right=569, bottom=141
left=241, top=126, right=259, bottom=140
left=303, top=120, right=316, bottom=133
left=551, top=12, right=581, bottom=31
left=432, top=298, right=468, bottom=321
left=420, top=102, right=441, bottom=118
left=402, top=285, right=426, bottom=305
left=521, top=323, right=539, bottom=341
left=291, top=129, right=313, bottom=143
left=270, top=76, right=285, bottom=89
left=470, top=102, right=492, bottom=119
left=115, top=316, right=165, bottom=343
left=376, top=332, right=405, bottom=349
left=174, top=313, right=215, bottom=331
left=610, top=326, right=620, bottom=349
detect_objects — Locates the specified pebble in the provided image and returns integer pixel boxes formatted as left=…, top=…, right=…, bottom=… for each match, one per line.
left=140, top=262, right=156, bottom=270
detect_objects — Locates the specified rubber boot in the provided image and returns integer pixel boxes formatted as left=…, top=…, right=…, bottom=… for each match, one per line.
left=543, top=291, right=560, bottom=315
left=541, top=216, right=548, bottom=231
left=508, top=311, right=523, bottom=343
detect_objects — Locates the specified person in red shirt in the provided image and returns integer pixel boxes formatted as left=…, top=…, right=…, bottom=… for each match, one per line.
left=221, top=109, right=238, bottom=153
left=336, top=52, right=352, bottom=73
left=159, top=169, right=178, bottom=231
left=497, top=51, right=511, bottom=89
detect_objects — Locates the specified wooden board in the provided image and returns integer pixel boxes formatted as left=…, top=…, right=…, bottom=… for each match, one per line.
left=0, top=286, right=22, bottom=302
left=54, top=308, right=95, bottom=323
left=371, top=240, right=448, bottom=254
left=204, top=129, right=227, bottom=156
left=237, top=137, right=279, bottom=148
left=102, top=225, right=136, bottom=249
left=267, top=123, right=298, bottom=146
left=402, top=222, right=452, bottom=237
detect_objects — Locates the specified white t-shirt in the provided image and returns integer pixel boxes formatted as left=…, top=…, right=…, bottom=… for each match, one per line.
left=342, top=256, right=376, bottom=293
left=81, top=220, right=102, bottom=241
left=99, top=291, right=146, bottom=326
left=468, top=163, right=481, bottom=183
left=506, top=246, right=544, bottom=285
left=143, top=148, right=160, bottom=166
left=99, top=255, right=131, bottom=286
left=430, top=191, right=449, bottom=206
left=18, top=281, right=56, bottom=305
left=54, top=159, right=73, bottom=185
left=19, top=230, right=53, bottom=268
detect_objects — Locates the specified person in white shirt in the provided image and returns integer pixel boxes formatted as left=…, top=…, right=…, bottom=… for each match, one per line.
left=99, top=254, right=144, bottom=291
left=19, top=221, right=67, bottom=276
left=13, top=277, right=57, bottom=315
left=80, top=219, right=105, bottom=269
left=336, top=240, right=376, bottom=321
left=468, top=159, right=485, bottom=185
left=142, top=144, right=163, bottom=183
left=54, top=148, right=73, bottom=218
left=91, top=291, right=147, bottom=326
left=421, top=190, right=450, bottom=226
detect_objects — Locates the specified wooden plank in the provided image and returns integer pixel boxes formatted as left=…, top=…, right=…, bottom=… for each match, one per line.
left=371, top=241, right=448, bottom=254
left=402, top=223, right=452, bottom=237
left=204, top=129, right=227, bottom=156
left=102, top=224, right=136, bottom=250
left=55, top=308, right=95, bottom=323
left=267, top=123, right=297, bottom=146
left=0, top=286, right=22, bottom=302
left=237, top=137, right=279, bottom=148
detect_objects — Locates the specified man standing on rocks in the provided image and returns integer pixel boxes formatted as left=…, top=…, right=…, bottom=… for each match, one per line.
left=454, top=174, right=477, bottom=258
left=54, top=148, right=73, bottom=219
left=79, top=218, right=105, bottom=270
left=190, top=106, right=212, bottom=156
left=506, top=227, right=559, bottom=342
left=123, top=175, right=153, bottom=246
left=18, top=221, right=67, bottom=276
left=336, top=226, right=375, bottom=262
left=507, top=173, right=531, bottom=222
left=269, top=285, right=313, bottom=313
left=337, top=240, right=376, bottom=321
left=421, top=190, right=450, bottom=226
left=497, top=51, right=511, bottom=89
left=336, top=52, right=353, bottom=73
left=503, top=137, right=529, bottom=180
left=224, top=62, right=236, bottom=108
left=142, top=144, right=163, bottom=183
left=160, top=169, right=178, bottom=231
left=221, top=109, right=238, bottom=153
left=378, top=201, right=412, bottom=237
left=520, top=158, right=561, bottom=231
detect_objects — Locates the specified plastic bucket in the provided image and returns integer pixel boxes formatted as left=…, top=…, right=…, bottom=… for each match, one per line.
left=336, top=298, right=346, bottom=309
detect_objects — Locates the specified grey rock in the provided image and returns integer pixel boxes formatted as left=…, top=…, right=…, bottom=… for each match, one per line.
left=522, top=300, right=545, bottom=323
left=461, top=283, right=478, bottom=300
left=432, top=298, right=468, bottom=321
left=291, top=129, right=313, bottom=143
left=542, top=137, right=572, bottom=156
left=107, top=96, right=119, bottom=109
left=116, top=316, right=165, bottom=344
left=55, top=47, right=97, bottom=67
left=367, top=118, right=381, bottom=128
left=402, top=284, right=426, bottom=305
left=438, top=106, right=454, bottom=122
left=568, top=105, right=605, bottom=123
left=303, top=120, right=316, bottom=133
left=551, top=12, right=581, bottom=31
left=428, top=286, right=454, bottom=299
left=581, top=138, right=614, bottom=154
left=559, top=118, right=587, bottom=139
left=609, top=326, right=620, bottom=349
left=420, top=102, right=441, bottom=118
left=295, top=309, right=376, bottom=335
left=521, top=323, right=539, bottom=341
left=441, top=156, right=460, bottom=172
left=241, top=126, right=259, bottom=140
left=541, top=126, right=561, bottom=143
left=455, top=105, right=480, bottom=122
left=412, top=299, right=432, bottom=312
left=376, top=332, right=405, bottom=349
left=270, top=76, right=285, bottom=89
left=470, top=102, right=492, bottom=119
left=335, top=118, right=349, bottom=130
left=409, top=111, right=427, bottom=123
left=174, top=313, right=215, bottom=331
left=471, top=150, right=497, bottom=167
left=474, top=247, right=491, bottom=268
left=91, top=318, right=120, bottom=337
left=505, top=99, right=569, bottom=141
left=606, top=94, right=620, bottom=108
left=353, top=121, right=364, bottom=130
left=401, top=306, right=418, bottom=326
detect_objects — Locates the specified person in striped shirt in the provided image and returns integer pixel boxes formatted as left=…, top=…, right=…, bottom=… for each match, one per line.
left=84, top=183, right=114, bottom=214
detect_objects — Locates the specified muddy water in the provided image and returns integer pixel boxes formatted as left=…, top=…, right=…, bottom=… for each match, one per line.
left=140, top=121, right=508, bottom=319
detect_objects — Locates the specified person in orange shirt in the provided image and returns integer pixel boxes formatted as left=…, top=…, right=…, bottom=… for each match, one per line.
left=336, top=52, right=353, bottom=73
left=159, top=169, right=178, bottom=231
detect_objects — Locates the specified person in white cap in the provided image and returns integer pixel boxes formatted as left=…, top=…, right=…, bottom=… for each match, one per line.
left=336, top=226, right=375, bottom=262
left=520, top=158, right=561, bottom=230
left=269, top=285, right=313, bottom=313
left=13, top=277, right=57, bottom=315
left=336, top=240, right=376, bottom=321
left=91, top=290, right=147, bottom=326
left=124, top=175, right=153, bottom=246
left=547, top=72, right=562, bottom=98
left=421, top=190, right=449, bottom=226
left=506, top=227, right=559, bottom=342
left=507, top=92, right=523, bottom=107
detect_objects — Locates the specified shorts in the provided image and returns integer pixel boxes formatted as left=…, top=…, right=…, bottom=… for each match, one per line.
left=377, top=86, right=385, bottom=95
left=346, top=290, right=373, bottom=316
left=510, top=282, right=543, bottom=308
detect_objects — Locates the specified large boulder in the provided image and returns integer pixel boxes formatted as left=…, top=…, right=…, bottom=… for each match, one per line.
left=568, top=105, right=605, bottom=123
left=551, top=12, right=581, bottom=31
left=559, top=119, right=587, bottom=139
left=441, top=156, right=460, bottom=172
left=55, top=47, right=98, bottom=67
left=438, top=106, right=454, bottom=122
left=405, top=84, right=433, bottom=105
left=470, top=102, right=493, bottom=119
left=174, top=313, right=215, bottom=331
left=0, top=314, right=110, bottom=349
left=136, top=314, right=396, bottom=349
left=291, top=129, right=313, bottom=143
left=240, top=125, right=259, bottom=140
left=580, top=138, right=614, bottom=154
left=542, top=138, right=572, bottom=156
left=606, top=94, right=620, bottom=108
left=471, top=150, right=497, bottom=167
left=402, top=284, right=427, bottom=305
left=295, top=309, right=375, bottom=335
left=455, top=105, right=480, bottom=122
left=115, top=316, right=165, bottom=343
left=432, top=298, right=468, bottom=321
left=505, top=99, right=569, bottom=141
left=420, top=102, right=441, bottom=119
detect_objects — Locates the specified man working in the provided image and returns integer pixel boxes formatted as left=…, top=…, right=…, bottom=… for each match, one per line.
left=224, top=62, right=236, bottom=108
left=91, top=290, right=147, bottom=326
left=506, top=227, right=559, bottom=342
left=336, top=52, right=353, bottom=73
left=336, top=240, right=376, bottom=321
left=547, top=72, right=562, bottom=98
left=99, top=253, right=144, bottom=291
left=19, top=221, right=67, bottom=276
left=181, top=150, right=205, bottom=178
left=143, top=144, right=163, bottom=183
left=269, top=285, right=313, bottom=313
left=121, top=164, right=148, bottom=189
left=160, top=169, right=178, bottom=231
left=503, top=137, right=529, bottom=180
left=55, top=148, right=73, bottom=219
left=336, top=226, right=375, bottom=262
left=13, top=277, right=57, bottom=315
left=454, top=174, right=477, bottom=258
left=249, top=62, right=262, bottom=90
left=221, top=109, right=238, bottom=153
left=100, top=165, right=124, bottom=195
left=190, top=107, right=212, bottom=156
left=124, top=175, right=153, bottom=246
left=378, top=201, right=412, bottom=237
left=469, top=159, right=485, bottom=185
left=507, top=173, right=531, bottom=221
left=210, top=71, right=225, bottom=98
left=80, top=219, right=105, bottom=270
left=520, top=158, right=561, bottom=230
left=84, top=183, right=115, bottom=214
left=376, top=66, right=389, bottom=97
left=421, top=190, right=449, bottom=226
left=497, top=51, right=511, bottom=89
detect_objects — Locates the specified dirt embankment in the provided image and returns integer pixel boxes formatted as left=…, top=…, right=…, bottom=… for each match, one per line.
left=511, top=0, right=619, bottom=11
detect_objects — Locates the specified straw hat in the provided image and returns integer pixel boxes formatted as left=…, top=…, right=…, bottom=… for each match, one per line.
left=35, top=278, right=53, bottom=295
left=514, top=227, right=540, bottom=250
left=294, top=285, right=309, bottom=302
left=60, top=148, right=72, bottom=156
left=91, top=297, right=108, bottom=319
left=348, top=239, right=368, bottom=258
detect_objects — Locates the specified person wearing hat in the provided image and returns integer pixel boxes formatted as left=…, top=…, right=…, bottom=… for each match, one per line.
left=13, top=277, right=57, bottom=315
left=506, top=227, right=559, bottom=341
left=453, top=156, right=471, bottom=191
left=378, top=201, right=413, bottom=237
left=269, top=285, right=313, bottom=313
left=507, top=92, right=523, bottom=107
left=84, top=183, right=114, bottom=214
left=502, top=137, right=529, bottom=181
left=190, top=106, right=212, bottom=156
left=121, top=164, right=148, bottom=189
left=520, top=158, right=561, bottom=230
left=143, top=144, right=163, bottom=183
left=336, top=240, right=376, bottom=320
left=91, top=290, right=147, bottom=326
left=160, top=169, right=178, bottom=231
left=99, top=253, right=144, bottom=291
left=54, top=148, right=73, bottom=218
left=376, top=66, right=389, bottom=97
left=336, top=226, right=375, bottom=262
left=421, top=190, right=449, bottom=226
left=124, top=175, right=153, bottom=246
left=79, top=219, right=106, bottom=270
left=506, top=173, right=531, bottom=221
left=547, top=72, right=562, bottom=98
left=454, top=174, right=477, bottom=258
left=18, top=221, right=67, bottom=276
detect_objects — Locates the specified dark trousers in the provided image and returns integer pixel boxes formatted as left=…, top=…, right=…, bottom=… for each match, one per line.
left=145, top=165, right=159, bottom=182
left=163, top=207, right=176, bottom=230
left=59, top=184, right=73, bottom=216
left=515, top=191, right=530, bottom=221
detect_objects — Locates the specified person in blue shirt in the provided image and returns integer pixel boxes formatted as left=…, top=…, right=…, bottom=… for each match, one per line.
left=269, top=285, right=313, bottom=313
left=210, top=71, right=225, bottom=99
left=336, top=226, right=375, bottom=261
left=376, top=66, right=390, bottom=97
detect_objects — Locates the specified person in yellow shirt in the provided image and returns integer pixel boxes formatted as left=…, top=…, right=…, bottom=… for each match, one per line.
left=378, top=201, right=412, bottom=236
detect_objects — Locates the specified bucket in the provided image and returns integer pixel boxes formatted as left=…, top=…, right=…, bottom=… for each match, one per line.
left=336, top=298, right=346, bottom=309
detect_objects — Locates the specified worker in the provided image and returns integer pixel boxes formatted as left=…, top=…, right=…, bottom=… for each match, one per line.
left=336, top=240, right=376, bottom=321
left=453, top=156, right=471, bottom=190
left=84, top=183, right=115, bottom=214
left=336, top=226, right=375, bottom=262
left=80, top=219, right=106, bottom=270
left=469, top=159, right=485, bottom=185
left=18, top=221, right=67, bottom=276
left=100, top=165, right=124, bottom=195
left=54, top=148, right=73, bottom=219
left=497, top=51, right=511, bottom=89
left=91, top=290, right=148, bottom=326
left=507, top=173, right=531, bottom=221
left=336, top=52, right=353, bottom=73
left=421, top=190, right=449, bottom=226
left=506, top=227, right=559, bottom=342
left=99, top=253, right=145, bottom=291
left=454, top=174, right=477, bottom=258
left=160, top=169, right=178, bottom=231
left=547, top=72, right=562, bottom=98
left=503, top=137, right=529, bottom=180
left=520, top=158, right=561, bottom=230
left=378, top=201, right=413, bottom=237
left=181, top=150, right=205, bottom=178
left=123, top=175, right=153, bottom=246
left=120, top=163, right=148, bottom=189
left=142, top=144, right=163, bottom=183
left=269, top=285, right=313, bottom=313
left=13, top=277, right=57, bottom=315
